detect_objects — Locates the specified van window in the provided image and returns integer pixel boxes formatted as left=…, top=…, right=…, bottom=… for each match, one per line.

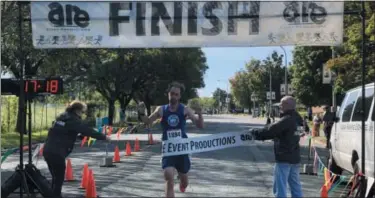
left=352, top=88, right=374, bottom=121
left=341, top=90, right=360, bottom=122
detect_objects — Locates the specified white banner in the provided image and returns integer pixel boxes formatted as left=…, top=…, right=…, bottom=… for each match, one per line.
left=161, top=131, right=254, bottom=157
left=31, top=1, right=344, bottom=48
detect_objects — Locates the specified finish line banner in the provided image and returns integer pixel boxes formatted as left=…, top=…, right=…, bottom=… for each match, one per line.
left=161, top=131, right=255, bottom=157
left=31, top=1, right=344, bottom=48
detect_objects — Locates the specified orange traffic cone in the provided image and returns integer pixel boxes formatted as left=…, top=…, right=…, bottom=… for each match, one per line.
left=38, top=144, right=44, bottom=156
left=320, top=185, right=328, bottom=198
left=125, top=141, right=132, bottom=156
left=148, top=133, right=154, bottom=145
left=79, top=163, right=89, bottom=189
left=65, top=158, right=75, bottom=182
left=85, top=169, right=93, bottom=198
left=134, top=138, right=140, bottom=152
left=113, top=146, right=121, bottom=162
left=85, top=169, right=98, bottom=198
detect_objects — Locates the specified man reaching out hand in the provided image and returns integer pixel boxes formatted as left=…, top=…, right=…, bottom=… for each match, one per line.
left=137, top=81, right=204, bottom=198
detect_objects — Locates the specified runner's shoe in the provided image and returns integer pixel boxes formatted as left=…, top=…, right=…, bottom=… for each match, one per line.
left=180, top=183, right=186, bottom=193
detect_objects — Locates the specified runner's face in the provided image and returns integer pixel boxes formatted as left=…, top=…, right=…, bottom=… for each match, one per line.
left=168, top=87, right=181, bottom=105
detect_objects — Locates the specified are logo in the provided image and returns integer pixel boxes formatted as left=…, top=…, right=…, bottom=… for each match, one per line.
left=167, top=114, right=180, bottom=127
left=283, top=2, right=327, bottom=25
left=47, top=2, right=90, bottom=28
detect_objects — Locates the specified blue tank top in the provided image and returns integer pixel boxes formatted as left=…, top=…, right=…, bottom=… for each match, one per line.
left=160, top=104, right=187, bottom=141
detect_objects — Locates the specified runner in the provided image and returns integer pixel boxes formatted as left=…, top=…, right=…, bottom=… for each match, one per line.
left=137, top=81, right=204, bottom=198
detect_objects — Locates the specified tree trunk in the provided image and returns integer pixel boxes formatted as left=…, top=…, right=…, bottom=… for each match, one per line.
left=107, top=99, right=115, bottom=125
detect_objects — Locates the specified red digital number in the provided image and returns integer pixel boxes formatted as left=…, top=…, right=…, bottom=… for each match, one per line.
left=31, top=80, right=38, bottom=92
left=24, top=81, right=29, bottom=92
left=50, top=80, right=58, bottom=93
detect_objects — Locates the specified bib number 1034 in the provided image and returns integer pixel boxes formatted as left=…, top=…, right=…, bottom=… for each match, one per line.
left=167, top=129, right=182, bottom=140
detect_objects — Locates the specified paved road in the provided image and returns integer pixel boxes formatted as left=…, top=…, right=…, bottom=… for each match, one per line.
left=1, top=114, right=349, bottom=197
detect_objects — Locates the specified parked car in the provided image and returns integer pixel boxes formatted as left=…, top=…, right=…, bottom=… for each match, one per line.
left=328, top=83, right=374, bottom=183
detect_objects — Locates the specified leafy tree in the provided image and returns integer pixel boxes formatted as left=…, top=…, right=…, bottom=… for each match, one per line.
left=212, top=88, right=228, bottom=111
left=133, top=48, right=208, bottom=115
left=291, top=2, right=375, bottom=106
left=291, top=47, right=333, bottom=106
left=230, top=52, right=286, bottom=109
left=229, top=71, right=251, bottom=108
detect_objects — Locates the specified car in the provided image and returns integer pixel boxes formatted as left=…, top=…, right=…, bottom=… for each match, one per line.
left=329, top=83, right=375, bottom=180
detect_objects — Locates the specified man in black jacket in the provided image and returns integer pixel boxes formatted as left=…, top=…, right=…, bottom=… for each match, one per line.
left=43, top=101, right=110, bottom=198
left=250, top=96, right=304, bottom=198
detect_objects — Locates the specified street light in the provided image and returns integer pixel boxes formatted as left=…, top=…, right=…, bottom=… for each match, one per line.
left=280, top=46, right=288, bottom=95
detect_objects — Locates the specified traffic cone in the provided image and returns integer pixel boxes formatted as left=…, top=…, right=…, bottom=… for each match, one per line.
left=113, top=145, right=121, bottom=162
left=148, top=133, right=154, bottom=145
left=85, top=169, right=93, bottom=198
left=90, top=170, right=98, bottom=198
left=38, top=144, right=44, bottom=156
left=134, top=138, right=140, bottom=152
left=79, top=163, right=89, bottom=189
left=125, top=141, right=132, bottom=156
left=64, top=158, right=75, bottom=182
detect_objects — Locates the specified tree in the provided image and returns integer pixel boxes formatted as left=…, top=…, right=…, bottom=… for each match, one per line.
left=230, top=71, right=251, bottom=108
left=1, top=2, right=74, bottom=132
left=325, top=2, right=375, bottom=95
left=230, top=52, right=286, bottom=109
left=133, top=48, right=208, bottom=115
left=212, top=88, right=228, bottom=111
left=291, top=47, right=333, bottom=106
left=291, top=2, right=375, bottom=106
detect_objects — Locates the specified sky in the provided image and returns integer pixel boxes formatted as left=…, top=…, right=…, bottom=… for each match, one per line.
left=198, top=46, right=294, bottom=97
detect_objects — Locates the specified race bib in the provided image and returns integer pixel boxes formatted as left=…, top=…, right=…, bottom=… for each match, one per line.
left=167, top=129, right=182, bottom=140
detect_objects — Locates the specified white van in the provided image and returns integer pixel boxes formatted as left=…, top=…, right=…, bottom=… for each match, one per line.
left=329, top=83, right=375, bottom=179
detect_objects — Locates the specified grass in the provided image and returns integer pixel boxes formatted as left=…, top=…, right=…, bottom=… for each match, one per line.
left=1, top=130, right=49, bottom=149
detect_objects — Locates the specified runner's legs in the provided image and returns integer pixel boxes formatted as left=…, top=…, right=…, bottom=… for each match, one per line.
left=163, top=167, right=175, bottom=198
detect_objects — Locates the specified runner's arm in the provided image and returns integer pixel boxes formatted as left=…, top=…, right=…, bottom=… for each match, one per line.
left=185, top=107, right=204, bottom=129
left=139, top=106, right=162, bottom=125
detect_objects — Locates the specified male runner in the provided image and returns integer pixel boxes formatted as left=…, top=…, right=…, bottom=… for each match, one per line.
left=137, top=82, right=204, bottom=198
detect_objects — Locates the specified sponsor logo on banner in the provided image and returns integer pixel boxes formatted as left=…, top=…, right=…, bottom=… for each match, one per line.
left=161, top=131, right=255, bottom=157
left=31, top=1, right=344, bottom=48
left=283, top=2, right=327, bottom=25
left=47, top=2, right=90, bottom=29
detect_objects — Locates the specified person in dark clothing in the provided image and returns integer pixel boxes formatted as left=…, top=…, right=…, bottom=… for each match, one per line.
left=43, top=100, right=110, bottom=197
left=250, top=96, right=304, bottom=198
left=322, top=106, right=334, bottom=148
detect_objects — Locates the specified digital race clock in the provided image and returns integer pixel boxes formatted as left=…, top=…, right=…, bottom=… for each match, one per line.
left=24, top=78, right=63, bottom=94
left=1, top=77, right=63, bottom=95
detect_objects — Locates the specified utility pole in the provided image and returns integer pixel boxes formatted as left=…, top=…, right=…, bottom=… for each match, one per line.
left=280, top=46, right=288, bottom=95
left=331, top=47, right=336, bottom=109
left=269, top=66, right=272, bottom=116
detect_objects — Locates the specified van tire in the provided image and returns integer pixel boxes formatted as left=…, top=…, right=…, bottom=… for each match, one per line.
left=350, top=162, right=368, bottom=198
left=328, top=148, right=343, bottom=177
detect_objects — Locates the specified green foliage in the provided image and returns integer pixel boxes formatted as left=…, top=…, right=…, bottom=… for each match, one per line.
left=212, top=88, right=228, bottom=108
left=188, top=97, right=215, bottom=110
left=230, top=51, right=287, bottom=108
left=133, top=48, right=208, bottom=113
left=1, top=96, right=18, bottom=133
left=291, top=2, right=375, bottom=106
left=291, top=46, right=333, bottom=106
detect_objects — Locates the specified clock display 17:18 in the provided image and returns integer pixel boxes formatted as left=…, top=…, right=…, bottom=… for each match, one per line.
left=24, top=79, right=61, bottom=94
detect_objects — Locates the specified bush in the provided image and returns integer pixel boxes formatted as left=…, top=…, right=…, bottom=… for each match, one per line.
left=1, top=96, right=18, bottom=133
